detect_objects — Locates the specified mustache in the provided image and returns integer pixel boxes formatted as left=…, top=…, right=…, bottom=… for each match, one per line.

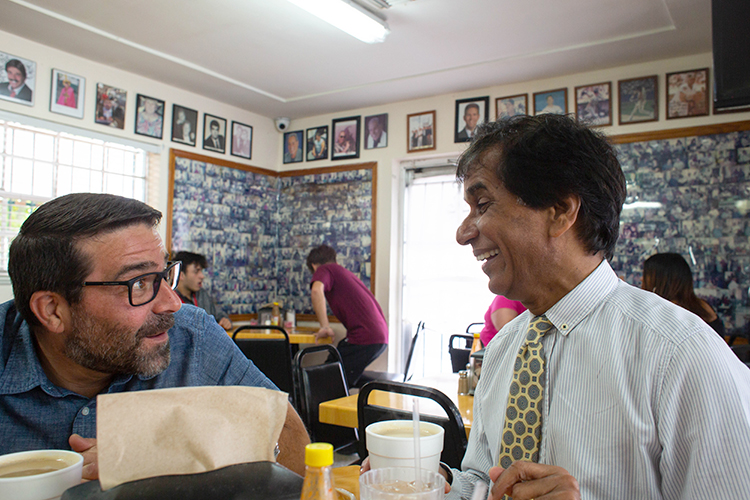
left=137, top=312, right=175, bottom=339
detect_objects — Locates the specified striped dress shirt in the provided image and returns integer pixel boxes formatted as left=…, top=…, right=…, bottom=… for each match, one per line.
left=449, top=260, right=750, bottom=499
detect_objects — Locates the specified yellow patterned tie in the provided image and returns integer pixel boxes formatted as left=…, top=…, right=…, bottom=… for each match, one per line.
left=498, top=315, right=553, bottom=470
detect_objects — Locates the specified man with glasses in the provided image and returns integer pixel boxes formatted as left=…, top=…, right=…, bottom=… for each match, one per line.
left=0, top=193, right=309, bottom=479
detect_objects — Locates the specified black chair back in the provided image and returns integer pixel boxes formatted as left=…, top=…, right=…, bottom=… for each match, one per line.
left=356, top=321, right=424, bottom=387
left=448, top=334, right=473, bottom=373
left=357, top=380, right=468, bottom=469
left=232, top=326, right=295, bottom=407
left=731, top=344, right=750, bottom=368
left=293, top=344, right=359, bottom=452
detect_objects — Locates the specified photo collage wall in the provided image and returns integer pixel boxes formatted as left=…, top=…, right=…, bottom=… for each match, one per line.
left=170, top=154, right=374, bottom=316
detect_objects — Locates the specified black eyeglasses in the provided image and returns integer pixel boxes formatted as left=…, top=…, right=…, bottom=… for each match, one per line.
left=83, top=261, right=181, bottom=307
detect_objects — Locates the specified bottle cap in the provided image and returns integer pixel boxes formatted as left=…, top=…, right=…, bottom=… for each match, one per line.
left=305, top=443, right=333, bottom=467
left=473, top=332, right=480, bottom=338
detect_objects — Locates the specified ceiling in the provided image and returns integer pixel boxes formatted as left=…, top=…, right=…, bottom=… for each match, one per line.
left=0, top=0, right=712, bottom=120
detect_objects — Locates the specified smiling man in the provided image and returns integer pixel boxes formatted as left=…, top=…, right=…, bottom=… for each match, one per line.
left=444, top=114, right=750, bottom=499
left=0, top=193, right=308, bottom=479
left=0, top=59, right=32, bottom=102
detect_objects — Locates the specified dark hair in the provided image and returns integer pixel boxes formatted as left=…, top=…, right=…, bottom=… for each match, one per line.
left=8, top=193, right=162, bottom=327
left=210, top=120, right=219, bottom=130
left=464, top=103, right=480, bottom=115
left=642, top=253, right=712, bottom=322
left=456, top=114, right=626, bottom=260
left=171, top=251, right=207, bottom=270
left=5, top=59, right=26, bottom=80
left=306, top=245, right=337, bottom=273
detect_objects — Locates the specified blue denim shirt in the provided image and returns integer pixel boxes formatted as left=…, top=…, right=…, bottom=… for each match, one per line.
left=0, top=300, right=276, bottom=455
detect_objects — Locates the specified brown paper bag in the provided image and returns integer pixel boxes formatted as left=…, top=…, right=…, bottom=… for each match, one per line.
left=97, top=386, right=288, bottom=490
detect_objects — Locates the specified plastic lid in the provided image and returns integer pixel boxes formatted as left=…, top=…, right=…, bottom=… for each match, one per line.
left=305, top=443, right=333, bottom=467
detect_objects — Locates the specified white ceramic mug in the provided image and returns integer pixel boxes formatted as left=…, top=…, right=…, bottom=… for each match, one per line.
left=0, top=449, right=83, bottom=500
left=365, top=420, right=444, bottom=472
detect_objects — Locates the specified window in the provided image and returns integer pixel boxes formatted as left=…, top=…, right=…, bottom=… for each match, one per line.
left=0, top=119, right=150, bottom=272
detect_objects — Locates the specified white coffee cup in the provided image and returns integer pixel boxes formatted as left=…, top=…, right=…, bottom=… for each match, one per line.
left=0, top=449, right=83, bottom=500
left=365, top=420, right=444, bottom=472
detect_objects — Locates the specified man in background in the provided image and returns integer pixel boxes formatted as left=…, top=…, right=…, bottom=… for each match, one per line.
left=0, top=194, right=308, bottom=479
left=307, top=245, right=387, bottom=387
left=0, top=59, right=32, bottom=102
left=457, top=103, right=480, bottom=141
left=172, top=251, right=232, bottom=330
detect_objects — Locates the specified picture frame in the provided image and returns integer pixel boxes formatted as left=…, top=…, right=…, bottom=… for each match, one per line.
left=364, top=113, right=388, bottom=149
left=533, top=88, right=567, bottom=115
left=496, top=94, right=527, bottom=120
left=407, top=110, right=436, bottom=153
left=283, top=130, right=304, bottom=164
left=574, top=82, right=612, bottom=127
left=202, top=113, right=227, bottom=153
left=618, top=75, right=658, bottom=125
left=49, top=68, right=84, bottom=118
left=305, top=125, right=328, bottom=161
left=0, top=51, right=35, bottom=107
left=666, top=68, right=710, bottom=119
left=331, top=116, right=361, bottom=160
left=134, top=94, right=165, bottom=139
left=171, top=104, right=198, bottom=146
left=455, top=96, right=489, bottom=143
left=95, top=83, right=126, bottom=129
left=230, top=121, right=253, bottom=159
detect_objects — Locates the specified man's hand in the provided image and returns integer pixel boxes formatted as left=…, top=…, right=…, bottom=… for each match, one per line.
left=69, top=434, right=98, bottom=480
left=489, top=462, right=579, bottom=500
left=218, top=317, right=233, bottom=330
left=315, top=326, right=335, bottom=343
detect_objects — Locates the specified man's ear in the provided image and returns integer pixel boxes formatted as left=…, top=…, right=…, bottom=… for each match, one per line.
left=28, top=291, right=70, bottom=334
left=548, top=194, right=581, bottom=239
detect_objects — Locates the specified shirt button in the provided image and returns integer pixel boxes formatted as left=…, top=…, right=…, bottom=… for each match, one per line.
left=560, top=324, right=568, bottom=330
left=81, top=407, right=90, bottom=416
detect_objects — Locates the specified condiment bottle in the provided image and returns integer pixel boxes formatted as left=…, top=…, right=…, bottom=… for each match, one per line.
left=271, top=302, right=280, bottom=326
left=458, top=370, right=469, bottom=395
left=300, top=443, right=336, bottom=500
left=470, top=332, right=481, bottom=355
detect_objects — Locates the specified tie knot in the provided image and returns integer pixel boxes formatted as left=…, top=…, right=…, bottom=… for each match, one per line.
left=526, top=315, right=553, bottom=344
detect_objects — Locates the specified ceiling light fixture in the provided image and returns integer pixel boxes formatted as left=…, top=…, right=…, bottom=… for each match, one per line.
left=286, top=0, right=390, bottom=43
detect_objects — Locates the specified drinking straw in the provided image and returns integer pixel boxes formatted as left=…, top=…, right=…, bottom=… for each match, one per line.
left=412, top=399, right=422, bottom=490
left=469, top=480, right=488, bottom=500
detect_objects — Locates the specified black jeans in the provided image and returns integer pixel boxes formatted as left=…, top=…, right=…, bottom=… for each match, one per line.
left=330, top=339, right=387, bottom=388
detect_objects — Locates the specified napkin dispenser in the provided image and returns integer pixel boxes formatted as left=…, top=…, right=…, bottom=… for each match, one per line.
left=468, top=347, right=485, bottom=395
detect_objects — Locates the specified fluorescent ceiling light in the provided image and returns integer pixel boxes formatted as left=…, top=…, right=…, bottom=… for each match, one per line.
left=287, top=0, right=390, bottom=43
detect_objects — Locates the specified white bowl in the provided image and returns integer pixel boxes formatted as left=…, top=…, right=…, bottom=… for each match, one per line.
left=0, top=449, right=83, bottom=500
left=365, top=420, right=444, bottom=473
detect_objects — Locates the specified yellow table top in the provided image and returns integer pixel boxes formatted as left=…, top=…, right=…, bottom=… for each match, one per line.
left=227, top=326, right=332, bottom=345
left=318, top=373, right=473, bottom=435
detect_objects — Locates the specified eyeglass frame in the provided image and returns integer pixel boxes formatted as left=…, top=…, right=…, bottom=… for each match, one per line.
left=82, top=261, right=182, bottom=307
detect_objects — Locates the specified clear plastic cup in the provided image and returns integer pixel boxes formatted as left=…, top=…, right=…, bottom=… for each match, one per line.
left=360, top=467, right=445, bottom=500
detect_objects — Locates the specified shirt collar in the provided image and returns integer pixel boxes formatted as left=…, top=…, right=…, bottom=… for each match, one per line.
left=542, top=259, right=619, bottom=336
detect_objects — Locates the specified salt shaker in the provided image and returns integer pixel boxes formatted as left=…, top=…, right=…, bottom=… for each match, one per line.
left=458, top=370, right=469, bottom=395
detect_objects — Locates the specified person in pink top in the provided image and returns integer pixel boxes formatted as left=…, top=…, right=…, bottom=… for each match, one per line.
left=479, top=295, right=526, bottom=347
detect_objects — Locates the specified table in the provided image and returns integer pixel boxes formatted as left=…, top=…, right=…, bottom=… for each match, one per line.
left=318, top=373, right=473, bottom=436
left=226, top=325, right=332, bottom=346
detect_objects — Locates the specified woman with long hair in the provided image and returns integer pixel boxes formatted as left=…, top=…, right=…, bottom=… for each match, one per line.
left=642, top=253, right=725, bottom=336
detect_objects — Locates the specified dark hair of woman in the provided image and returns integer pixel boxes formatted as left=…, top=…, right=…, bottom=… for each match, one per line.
left=642, top=253, right=725, bottom=336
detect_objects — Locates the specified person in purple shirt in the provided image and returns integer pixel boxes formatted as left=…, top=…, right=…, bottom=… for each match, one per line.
left=306, top=245, right=388, bottom=387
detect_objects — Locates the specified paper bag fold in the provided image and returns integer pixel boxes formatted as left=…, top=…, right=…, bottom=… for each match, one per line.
left=97, top=386, right=288, bottom=490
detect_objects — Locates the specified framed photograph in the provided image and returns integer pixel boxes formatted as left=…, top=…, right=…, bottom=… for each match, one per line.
left=407, top=110, right=436, bottom=153
left=455, top=96, right=489, bottom=143
left=618, top=75, right=658, bottom=125
left=496, top=94, right=527, bottom=120
left=202, top=113, right=227, bottom=153
left=134, top=94, right=165, bottom=139
left=331, top=116, right=361, bottom=160
left=666, top=68, right=709, bottom=119
left=283, top=130, right=304, bottom=164
left=364, top=113, right=388, bottom=149
left=50, top=69, right=84, bottom=118
left=95, top=83, right=126, bottom=129
left=230, top=121, right=253, bottom=159
left=533, top=88, right=567, bottom=115
left=306, top=126, right=328, bottom=161
left=0, top=51, right=35, bottom=106
left=575, top=82, right=611, bottom=127
left=171, top=104, right=198, bottom=146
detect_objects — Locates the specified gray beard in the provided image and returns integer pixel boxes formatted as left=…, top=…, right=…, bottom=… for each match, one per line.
left=65, top=308, right=174, bottom=377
